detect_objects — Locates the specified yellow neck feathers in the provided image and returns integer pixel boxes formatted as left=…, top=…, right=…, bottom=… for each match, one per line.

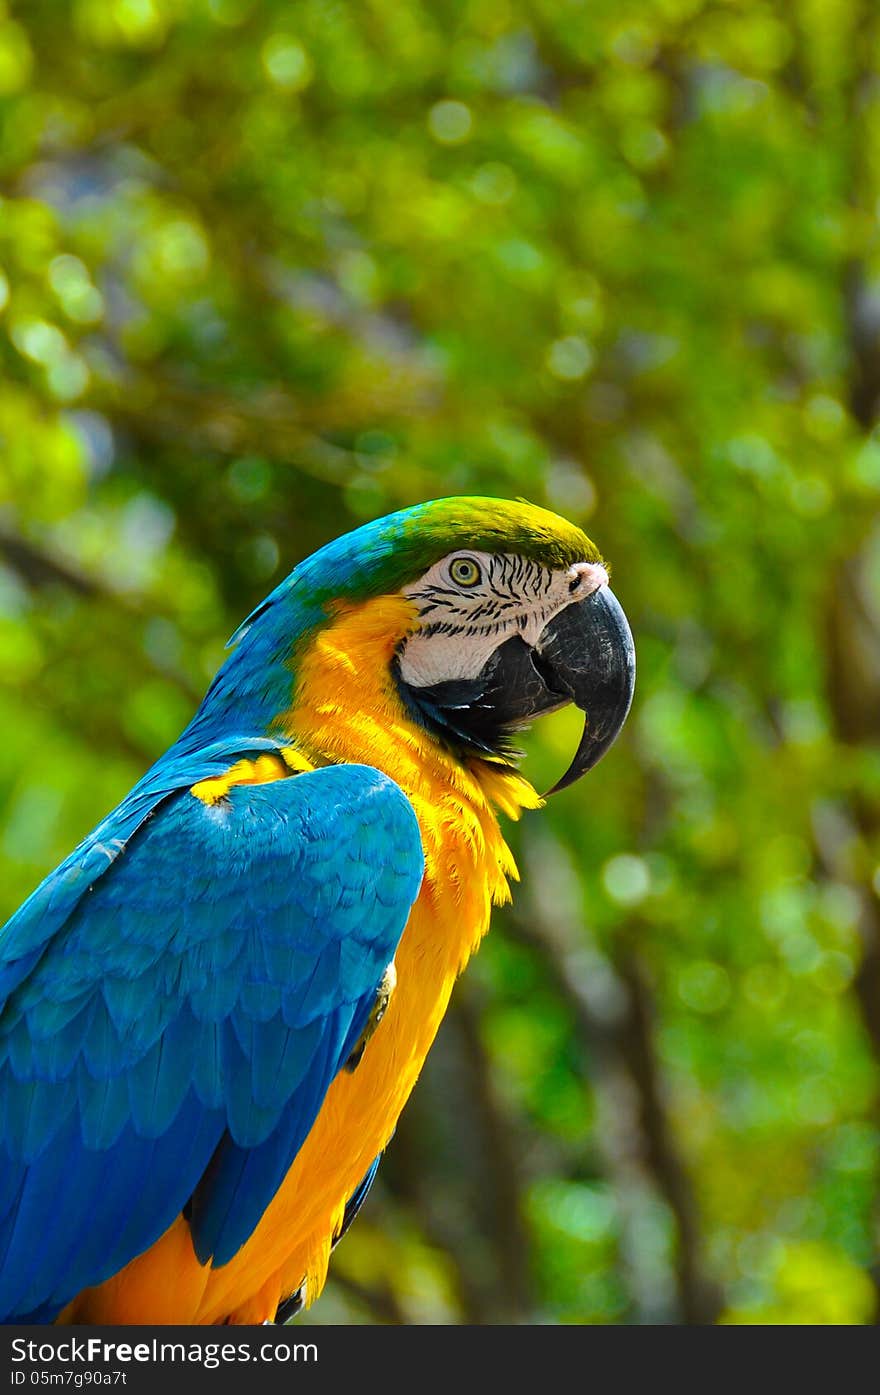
left=279, top=594, right=541, bottom=959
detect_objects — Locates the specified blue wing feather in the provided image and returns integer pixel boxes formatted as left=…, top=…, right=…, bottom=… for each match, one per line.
left=0, top=754, right=423, bottom=1321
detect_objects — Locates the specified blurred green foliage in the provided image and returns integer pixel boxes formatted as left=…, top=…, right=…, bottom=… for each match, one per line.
left=2, top=0, right=880, bottom=1325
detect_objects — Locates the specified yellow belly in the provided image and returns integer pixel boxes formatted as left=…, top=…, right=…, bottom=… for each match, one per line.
left=61, top=595, right=538, bottom=1324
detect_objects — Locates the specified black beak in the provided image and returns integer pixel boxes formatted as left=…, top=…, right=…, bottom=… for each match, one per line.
left=532, top=586, right=636, bottom=794
left=397, top=585, right=635, bottom=794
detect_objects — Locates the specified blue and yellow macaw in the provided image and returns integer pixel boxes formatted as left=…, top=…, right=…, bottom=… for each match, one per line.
left=0, top=497, right=634, bottom=1324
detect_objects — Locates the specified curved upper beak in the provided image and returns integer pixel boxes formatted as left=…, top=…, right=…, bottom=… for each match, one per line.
left=532, top=585, right=636, bottom=794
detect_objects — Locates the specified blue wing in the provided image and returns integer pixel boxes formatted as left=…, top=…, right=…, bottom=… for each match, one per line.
left=0, top=756, right=424, bottom=1322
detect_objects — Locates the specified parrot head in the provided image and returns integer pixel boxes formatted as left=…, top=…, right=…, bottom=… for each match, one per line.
left=220, top=496, right=635, bottom=793
left=218, top=499, right=633, bottom=797
left=384, top=499, right=635, bottom=792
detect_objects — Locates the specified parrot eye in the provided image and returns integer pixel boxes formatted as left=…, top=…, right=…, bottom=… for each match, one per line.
left=449, top=556, right=482, bottom=588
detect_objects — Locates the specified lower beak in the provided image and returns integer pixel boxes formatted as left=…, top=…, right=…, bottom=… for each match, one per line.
left=532, top=585, right=636, bottom=793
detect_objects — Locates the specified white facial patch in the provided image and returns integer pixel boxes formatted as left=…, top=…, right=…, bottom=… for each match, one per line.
left=397, top=551, right=608, bottom=688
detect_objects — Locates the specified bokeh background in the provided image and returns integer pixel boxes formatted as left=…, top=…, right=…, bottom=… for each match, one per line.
left=2, top=0, right=880, bottom=1325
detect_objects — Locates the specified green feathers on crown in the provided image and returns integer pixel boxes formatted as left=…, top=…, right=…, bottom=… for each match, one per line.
left=351, top=496, right=602, bottom=600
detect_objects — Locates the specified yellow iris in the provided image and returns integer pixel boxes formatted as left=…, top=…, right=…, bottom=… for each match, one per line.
left=449, top=556, right=482, bottom=587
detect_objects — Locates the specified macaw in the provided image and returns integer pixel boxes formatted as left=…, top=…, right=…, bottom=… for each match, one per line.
left=0, top=496, right=634, bottom=1325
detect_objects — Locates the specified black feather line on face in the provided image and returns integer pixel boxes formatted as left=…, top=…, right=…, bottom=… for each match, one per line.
left=485, top=568, right=508, bottom=599
left=409, top=583, right=472, bottom=604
